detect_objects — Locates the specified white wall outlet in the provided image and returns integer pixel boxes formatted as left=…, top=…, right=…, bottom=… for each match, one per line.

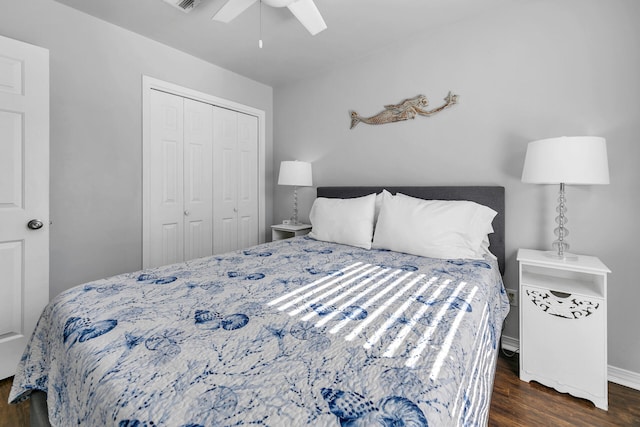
left=506, top=289, right=518, bottom=306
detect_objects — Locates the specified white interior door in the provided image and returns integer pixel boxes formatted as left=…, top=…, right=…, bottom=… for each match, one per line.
left=147, top=90, right=184, bottom=267
left=0, top=35, right=49, bottom=380
left=183, top=99, right=213, bottom=261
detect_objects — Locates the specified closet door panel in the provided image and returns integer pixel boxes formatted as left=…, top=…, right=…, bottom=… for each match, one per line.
left=213, top=106, right=239, bottom=254
left=162, top=224, right=180, bottom=264
left=148, top=90, right=184, bottom=267
left=238, top=215, right=254, bottom=250
left=220, top=218, right=237, bottom=253
left=184, top=99, right=213, bottom=261
left=237, top=113, right=259, bottom=248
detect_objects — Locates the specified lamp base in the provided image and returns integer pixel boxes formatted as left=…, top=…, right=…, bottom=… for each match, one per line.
left=543, top=251, right=579, bottom=261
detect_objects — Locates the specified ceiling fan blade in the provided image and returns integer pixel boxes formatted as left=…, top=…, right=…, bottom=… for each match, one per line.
left=287, top=0, right=327, bottom=35
left=212, top=0, right=258, bottom=23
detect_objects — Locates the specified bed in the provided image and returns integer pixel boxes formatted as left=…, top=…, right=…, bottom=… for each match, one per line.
left=10, top=186, right=509, bottom=427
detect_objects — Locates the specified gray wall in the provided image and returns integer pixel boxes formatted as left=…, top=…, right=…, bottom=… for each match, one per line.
left=0, top=0, right=274, bottom=298
left=274, top=0, right=640, bottom=375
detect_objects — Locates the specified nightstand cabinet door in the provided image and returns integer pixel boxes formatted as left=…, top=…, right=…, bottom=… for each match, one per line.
left=517, top=248, right=610, bottom=411
left=520, top=284, right=606, bottom=401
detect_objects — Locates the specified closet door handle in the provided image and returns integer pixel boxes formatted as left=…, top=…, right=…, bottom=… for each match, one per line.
left=184, top=210, right=190, bottom=216
left=233, top=208, right=238, bottom=213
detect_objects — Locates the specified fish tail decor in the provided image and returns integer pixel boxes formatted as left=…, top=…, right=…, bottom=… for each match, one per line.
left=349, top=111, right=361, bottom=129
left=349, top=91, right=458, bottom=129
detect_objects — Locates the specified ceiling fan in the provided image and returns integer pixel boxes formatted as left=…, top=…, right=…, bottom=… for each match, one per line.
left=212, top=0, right=327, bottom=36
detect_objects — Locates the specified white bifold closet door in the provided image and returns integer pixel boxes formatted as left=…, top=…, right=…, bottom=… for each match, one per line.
left=147, top=90, right=213, bottom=267
left=146, top=90, right=259, bottom=268
left=213, top=106, right=259, bottom=254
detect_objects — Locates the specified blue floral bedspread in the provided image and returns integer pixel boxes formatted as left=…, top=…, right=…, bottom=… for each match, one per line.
left=10, top=237, right=509, bottom=426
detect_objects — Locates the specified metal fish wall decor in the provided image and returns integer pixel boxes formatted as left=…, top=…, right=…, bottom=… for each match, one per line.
left=349, top=92, right=458, bottom=129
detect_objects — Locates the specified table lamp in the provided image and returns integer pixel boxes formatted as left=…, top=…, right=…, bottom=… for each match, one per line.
left=521, top=136, right=609, bottom=259
left=278, top=160, right=312, bottom=224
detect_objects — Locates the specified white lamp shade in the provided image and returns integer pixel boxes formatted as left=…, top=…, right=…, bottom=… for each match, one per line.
left=521, top=136, right=609, bottom=184
left=278, top=160, right=313, bottom=186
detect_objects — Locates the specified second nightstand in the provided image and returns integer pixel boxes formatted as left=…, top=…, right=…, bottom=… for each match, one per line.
left=517, top=248, right=610, bottom=410
left=271, top=223, right=312, bottom=241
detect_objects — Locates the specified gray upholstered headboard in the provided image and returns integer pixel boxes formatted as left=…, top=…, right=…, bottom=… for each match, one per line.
left=316, top=186, right=505, bottom=275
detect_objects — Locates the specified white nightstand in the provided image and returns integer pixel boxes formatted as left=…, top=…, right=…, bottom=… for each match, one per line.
left=517, top=248, right=610, bottom=410
left=271, top=223, right=312, bottom=241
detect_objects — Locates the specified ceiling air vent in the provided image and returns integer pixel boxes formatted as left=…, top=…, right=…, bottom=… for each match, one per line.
left=162, top=0, right=202, bottom=13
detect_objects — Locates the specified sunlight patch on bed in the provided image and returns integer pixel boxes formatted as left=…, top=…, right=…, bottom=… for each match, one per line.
left=452, top=304, right=489, bottom=419
left=301, top=267, right=389, bottom=322
left=428, top=286, right=478, bottom=376
left=344, top=273, right=426, bottom=341
left=363, top=276, right=438, bottom=349
left=291, top=265, right=380, bottom=317
left=267, top=262, right=479, bottom=369
left=404, top=281, right=467, bottom=367
left=267, top=262, right=362, bottom=306
left=329, top=271, right=414, bottom=334
left=382, top=280, right=451, bottom=358
left=275, top=263, right=369, bottom=311
left=314, top=269, right=401, bottom=327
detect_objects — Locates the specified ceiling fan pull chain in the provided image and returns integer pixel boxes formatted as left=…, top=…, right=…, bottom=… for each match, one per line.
left=259, top=0, right=263, bottom=48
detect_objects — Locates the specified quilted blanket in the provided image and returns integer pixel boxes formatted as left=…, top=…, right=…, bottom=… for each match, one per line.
left=10, top=236, right=509, bottom=426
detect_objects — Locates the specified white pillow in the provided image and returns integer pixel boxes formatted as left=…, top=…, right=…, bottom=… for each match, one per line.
left=309, top=193, right=377, bottom=249
left=372, top=193, right=497, bottom=259
left=479, top=235, right=496, bottom=260
left=374, top=189, right=393, bottom=227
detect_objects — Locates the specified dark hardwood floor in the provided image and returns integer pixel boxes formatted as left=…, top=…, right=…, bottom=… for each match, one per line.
left=2, top=352, right=640, bottom=426
left=0, top=376, right=28, bottom=427
left=489, top=352, right=640, bottom=426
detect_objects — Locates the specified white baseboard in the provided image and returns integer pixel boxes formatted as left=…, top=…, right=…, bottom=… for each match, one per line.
left=500, top=335, right=640, bottom=392
left=608, top=365, right=640, bottom=391
left=500, top=335, right=519, bottom=353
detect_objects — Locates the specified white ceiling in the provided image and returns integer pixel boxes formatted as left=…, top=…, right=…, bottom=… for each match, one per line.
left=54, top=0, right=513, bottom=87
